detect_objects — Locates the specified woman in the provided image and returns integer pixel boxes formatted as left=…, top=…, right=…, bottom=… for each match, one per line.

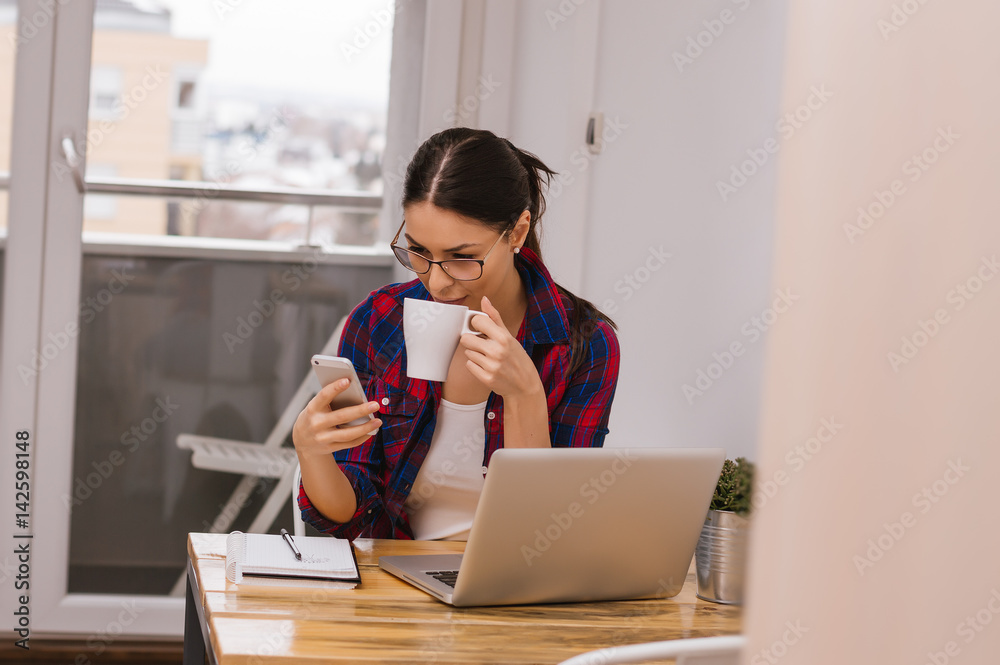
left=293, top=127, right=619, bottom=540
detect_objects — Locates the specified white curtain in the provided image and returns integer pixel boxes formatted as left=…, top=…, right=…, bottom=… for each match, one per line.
left=745, top=1, right=1000, bottom=662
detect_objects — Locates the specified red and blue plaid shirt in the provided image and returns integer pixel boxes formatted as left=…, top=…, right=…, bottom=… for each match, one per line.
left=297, top=247, right=620, bottom=539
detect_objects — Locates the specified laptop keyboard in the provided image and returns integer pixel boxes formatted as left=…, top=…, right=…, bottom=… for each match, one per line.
left=425, top=570, right=460, bottom=588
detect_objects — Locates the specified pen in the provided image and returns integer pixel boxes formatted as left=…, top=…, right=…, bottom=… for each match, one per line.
left=280, top=528, right=302, bottom=560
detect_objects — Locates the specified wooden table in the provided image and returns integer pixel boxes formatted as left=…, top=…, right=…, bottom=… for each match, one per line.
left=185, top=533, right=741, bottom=664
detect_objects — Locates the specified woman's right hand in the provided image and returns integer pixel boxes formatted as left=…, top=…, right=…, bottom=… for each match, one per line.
left=292, top=378, right=382, bottom=459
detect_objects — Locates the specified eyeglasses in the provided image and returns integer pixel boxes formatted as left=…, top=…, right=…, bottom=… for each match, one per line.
left=390, top=220, right=508, bottom=281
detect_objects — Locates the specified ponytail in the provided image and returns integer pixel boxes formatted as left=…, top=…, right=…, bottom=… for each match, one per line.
left=502, top=140, right=617, bottom=375
left=503, top=138, right=552, bottom=257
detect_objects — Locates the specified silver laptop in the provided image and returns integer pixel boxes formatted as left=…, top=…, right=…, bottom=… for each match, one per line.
left=379, top=447, right=725, bottom=607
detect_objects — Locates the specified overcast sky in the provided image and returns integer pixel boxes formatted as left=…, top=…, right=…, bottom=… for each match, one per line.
left=155, top=0, right=393, bottom=107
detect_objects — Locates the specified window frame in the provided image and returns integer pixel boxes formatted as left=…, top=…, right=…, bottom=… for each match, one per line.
left=0, top=0, right=436, bottom=637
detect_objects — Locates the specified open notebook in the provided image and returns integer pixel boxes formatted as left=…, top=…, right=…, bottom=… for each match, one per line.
left=225, top=531, right=361, bottom=589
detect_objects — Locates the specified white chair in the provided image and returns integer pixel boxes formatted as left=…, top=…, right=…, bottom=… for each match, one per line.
left=292, top=463, right=306, bottom=537
left=177, top=314, right=347, bottom=535
left=557, top=635, right=745, bottom=665
left=169, top=315, right=347, bottom=595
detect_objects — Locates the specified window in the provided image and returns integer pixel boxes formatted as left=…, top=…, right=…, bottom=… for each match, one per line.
left=89, top=66, right=124, bottom=119
left=1, top=0, right=403, bottom=636
left=64, top=0, right=398, bottom=601
left=83, top=0, right=394, bottom=245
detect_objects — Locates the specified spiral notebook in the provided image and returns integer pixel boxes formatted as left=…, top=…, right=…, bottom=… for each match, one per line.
left=225, top=531, right=360, bottom=589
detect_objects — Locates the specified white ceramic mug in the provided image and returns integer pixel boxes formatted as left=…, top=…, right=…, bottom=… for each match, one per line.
left=403, top=298, right=485, bottom=382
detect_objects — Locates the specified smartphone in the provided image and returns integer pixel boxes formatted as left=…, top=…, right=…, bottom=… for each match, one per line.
left=310, top=355, right=374, bottom=428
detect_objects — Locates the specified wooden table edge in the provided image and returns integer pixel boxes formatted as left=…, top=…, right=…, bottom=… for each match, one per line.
left=186, top=534, right=219, bottom=665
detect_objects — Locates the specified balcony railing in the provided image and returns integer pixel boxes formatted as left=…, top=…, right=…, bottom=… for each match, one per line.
left=0, top=142, right=392, bottom=261
left=58, top=137, right=387, bottom=257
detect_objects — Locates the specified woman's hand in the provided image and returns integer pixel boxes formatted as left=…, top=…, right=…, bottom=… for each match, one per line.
left=459, top=296, right=544, bottom=399
left=292, top=378, right=382, bottom=459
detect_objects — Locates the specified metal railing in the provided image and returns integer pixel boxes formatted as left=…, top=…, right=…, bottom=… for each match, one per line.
left=59, top=137, right=384, bottom=249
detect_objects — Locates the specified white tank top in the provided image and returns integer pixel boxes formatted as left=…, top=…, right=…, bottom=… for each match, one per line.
left=403, top=398, right=488, bottom=540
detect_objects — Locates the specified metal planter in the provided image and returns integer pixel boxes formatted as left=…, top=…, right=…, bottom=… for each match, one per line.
left=695, top=509, right=749, bottom=605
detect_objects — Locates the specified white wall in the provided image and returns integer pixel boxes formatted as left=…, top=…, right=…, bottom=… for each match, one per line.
left=746, top=2, right=1000, bottom=660
left=503, top=0, right=790, bottom=459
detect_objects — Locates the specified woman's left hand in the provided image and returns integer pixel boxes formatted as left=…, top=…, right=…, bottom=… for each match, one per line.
left=459, top=296, right=544, bottom=399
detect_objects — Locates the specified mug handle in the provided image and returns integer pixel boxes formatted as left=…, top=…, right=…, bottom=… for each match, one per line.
left=461, top=310, right=488, bottom=336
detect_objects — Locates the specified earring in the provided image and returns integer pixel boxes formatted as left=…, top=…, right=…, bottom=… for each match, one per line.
left=514, top=247, right=520, bottom=254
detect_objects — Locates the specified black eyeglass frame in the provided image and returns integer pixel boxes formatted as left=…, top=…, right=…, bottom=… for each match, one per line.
left=389, top=219, right=511, bottom=281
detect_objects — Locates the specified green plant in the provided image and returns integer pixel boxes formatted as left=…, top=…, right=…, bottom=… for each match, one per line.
left=709, top=457, right=754, bottom=516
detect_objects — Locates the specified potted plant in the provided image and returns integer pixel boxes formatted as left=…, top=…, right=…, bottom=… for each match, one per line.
left=695, top=457, right=754, bottom=605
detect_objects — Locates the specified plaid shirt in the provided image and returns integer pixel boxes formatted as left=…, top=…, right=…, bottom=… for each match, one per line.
left=297, top=248, right=620, bottom=539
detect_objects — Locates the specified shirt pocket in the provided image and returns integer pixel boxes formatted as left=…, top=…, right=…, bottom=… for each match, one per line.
left=368, top=377, right=423, bottom=457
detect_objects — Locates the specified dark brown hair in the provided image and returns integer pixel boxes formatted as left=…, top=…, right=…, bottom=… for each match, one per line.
left=402, top=127, right=616, bottom=375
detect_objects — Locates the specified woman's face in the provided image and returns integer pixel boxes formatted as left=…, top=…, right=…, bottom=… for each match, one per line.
left=401, top=201, right=524, bottom=311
